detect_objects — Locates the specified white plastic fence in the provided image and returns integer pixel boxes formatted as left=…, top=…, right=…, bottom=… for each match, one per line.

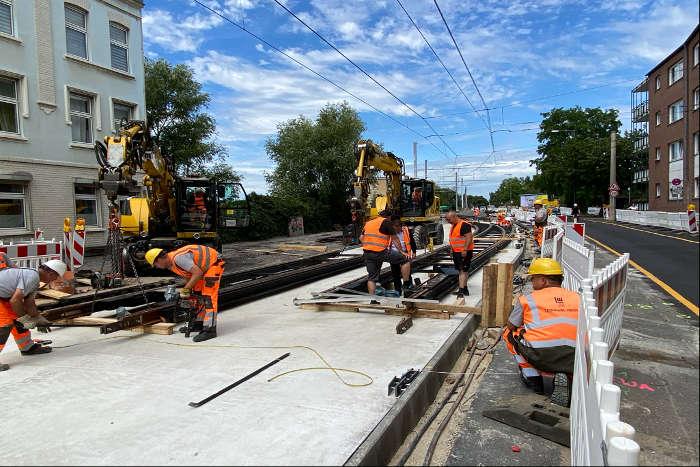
left=552, top=229, right=564, bottom=263
left=512, top=208, right=534, bottom=222
left=559, top=206, right=572, bottom=216
left=588, top=207, right=601, bottom=215
left=616, top=209, right=696, bottom=232
left=571, top=276, right=639, bottom=466
left=540, top=224, right=561, bottom=258
left=590, top=253, right=630, bottom=354
left=0, top=239, right=63, bottom=269
left=561, top=237, right=595, bottom=293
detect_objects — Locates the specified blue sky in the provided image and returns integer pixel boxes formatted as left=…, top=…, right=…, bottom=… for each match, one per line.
left=142, top=0, right=699, bottom=197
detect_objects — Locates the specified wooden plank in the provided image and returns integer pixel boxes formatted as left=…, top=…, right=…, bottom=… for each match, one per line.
left=480, top=263, right=498, bottom=327
left=299, top=302, right=453, bottom=319
left=37, top=289, right=72, bottom=299
left=494, top=263, right=508, bottom=327
left=495, top=263, right=514, bottom=326
left=36, top=298, right=58, bottom=307
left=133, top=322, right=176, bottom=335
left=277, top=244, right=328, bottom=253
left=75, top=278, right=93, bottom=285
left=409, top=301, right=481, bottom=315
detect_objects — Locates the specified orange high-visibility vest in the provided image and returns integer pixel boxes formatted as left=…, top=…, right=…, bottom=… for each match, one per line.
left=168, top=245, right=218, bottom=278
left=0, top=252, right=13, bottom=270
left=517, top=287, right=579, bottom=349
left=449, top=220, right=474, bottom=252
left=400, top=226, right=412, bottom=255
left=361, top=217, right=391, bottom=252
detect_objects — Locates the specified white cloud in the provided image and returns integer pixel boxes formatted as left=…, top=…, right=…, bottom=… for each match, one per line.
left=143, top=9, right=222, bottom=53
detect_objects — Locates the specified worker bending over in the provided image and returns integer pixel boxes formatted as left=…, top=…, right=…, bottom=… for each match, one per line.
left=388, top=216, right=416, bottom=295
left=533, top=201, right=548, bottom=250
left=360, top=210, right=402, bottom=296
left=446, top=211, right=474, bottom=298
left=146, top=245, right=225, bottom=342
left=0, top=260, right=67, bottom=371
left=503, top=258, right=579, bottom=406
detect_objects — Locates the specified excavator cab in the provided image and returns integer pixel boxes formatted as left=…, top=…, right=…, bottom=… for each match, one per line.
left=177, top=179, right=216, bottom=232
left=216, top=182, right=251, bottom=228
left=400, top=179, right=435, bottom=218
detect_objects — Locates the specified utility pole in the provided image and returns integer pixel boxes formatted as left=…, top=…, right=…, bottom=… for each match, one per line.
left=424, top=160, right=427, bottom=179
left=610, top=131, right=617, bottom=221
left=455, top=171, right=459, bottom=210
left=413, top=142, right=418, bottom=178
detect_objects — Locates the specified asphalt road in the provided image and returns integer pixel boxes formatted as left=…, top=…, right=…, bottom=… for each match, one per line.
left=584, top=219, right=699, bottom=309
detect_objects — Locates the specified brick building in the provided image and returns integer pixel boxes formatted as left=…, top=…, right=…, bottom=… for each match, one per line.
left=0, top=0, right=145, bottom=246
left=632, top=25, right=699, bottom=212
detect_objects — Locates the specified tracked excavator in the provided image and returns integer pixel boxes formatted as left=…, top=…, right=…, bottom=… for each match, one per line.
left=348, top=139, right=442, bottom=248
left=94, top=120, right=250, bottom=271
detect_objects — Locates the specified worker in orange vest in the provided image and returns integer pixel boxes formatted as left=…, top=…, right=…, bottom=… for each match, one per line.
left=446, top=211, right=474, bottom=298
left=0, top=253, right=15, bottom=270
left=533, top=201, right=547, bottom=250
left=503, top=258, right=579, bottom=406
left=189, top=188, right=209, bottom=226
left=360, top=210, right=401, bottom=295
left=388, top=216, right=417, bottom=295
left=145, top=244, right=225, bottom=342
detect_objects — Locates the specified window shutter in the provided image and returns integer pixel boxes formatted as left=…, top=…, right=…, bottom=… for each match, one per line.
left=0, top=3, right=12, bottom=35
left=66, top=28, right=87, bottom=58
left=110, top=44, right=128, bottom=71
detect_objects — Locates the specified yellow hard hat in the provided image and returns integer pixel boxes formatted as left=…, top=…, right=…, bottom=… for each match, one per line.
left=145, top=248, right=164, bottom=267
left=527, top=258, right=563, bottom=276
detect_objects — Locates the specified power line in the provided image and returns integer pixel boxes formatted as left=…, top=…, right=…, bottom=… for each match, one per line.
left=433, top=0, right=495, bottom=155
left=270, top=0, right=460, bottom=161
left=394, top=0, right=492, bottom=144
left=190, top=0, right=452, bottom=160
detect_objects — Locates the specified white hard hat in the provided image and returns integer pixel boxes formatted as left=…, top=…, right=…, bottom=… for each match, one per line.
left=573, top=203, right=578, bottom=207
left=42, top=259, right=67, bottom=278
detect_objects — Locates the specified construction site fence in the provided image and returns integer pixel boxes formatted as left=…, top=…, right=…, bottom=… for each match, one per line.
left=571, top=269, right=639, bottom=466
left=0, top=239, right=63, bottom=269
left=540, top=224, right=561, bottom=258
left=615, top=209, right=697, bottom=233
left=561, top=237, right=595, bottom=293
left=559, top=206, right=572, bottom=216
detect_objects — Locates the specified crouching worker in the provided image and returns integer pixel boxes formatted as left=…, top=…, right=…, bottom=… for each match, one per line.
left=503, top=258, right=579, bottom=406
left=0, top=260, right=68, bottom=371
left=146, top=245, right=225, bottom=342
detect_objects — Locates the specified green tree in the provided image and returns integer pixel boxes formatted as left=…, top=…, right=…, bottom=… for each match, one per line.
left=265, top=102, right=365, bottom=228
left=200, top=162, right=242, bottom=183
left=532, top=107, right=641, bottom=208
left=467, top=195, right=489, bottom=207
left=489, top=176, right=538, bottom=206
left=436, top=186, right=456, bottom=209
left=145, top=58, right=226, bottom=174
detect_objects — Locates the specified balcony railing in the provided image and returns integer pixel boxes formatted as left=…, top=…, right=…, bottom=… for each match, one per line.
left=632, top=101, right=649, bottom=123
left=633, top=135, right=648, bottom=152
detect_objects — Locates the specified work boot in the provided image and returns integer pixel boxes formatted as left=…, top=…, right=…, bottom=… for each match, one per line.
left=21, top=343, right=53, bottom=355
left=180, top=321, right=204, bottom=334
left=0, top=363, right=9, bottom=372
left=403, top=280, right=414, bottom=291
left=192, top=328, right=217, bottom=343
left=550, top=372, right=571, bottom=407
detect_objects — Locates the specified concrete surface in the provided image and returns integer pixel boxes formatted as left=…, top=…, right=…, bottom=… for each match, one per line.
left=0, top=256, right=468, bottom=465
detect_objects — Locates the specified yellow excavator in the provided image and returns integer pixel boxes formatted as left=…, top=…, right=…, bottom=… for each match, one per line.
left=348, top=139, right=442, bottom=248
left=94, top=120, right=250, bottom=271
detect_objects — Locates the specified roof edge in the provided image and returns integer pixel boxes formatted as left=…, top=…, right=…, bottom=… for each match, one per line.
left=646, top=24, right=699, bottom=76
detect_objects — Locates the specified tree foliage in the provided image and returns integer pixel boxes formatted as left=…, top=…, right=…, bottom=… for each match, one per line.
left=531, top=107, right=644, bottom=208
left=489, top=176, right=538, bottom=206
left=145, top=58, right=226, bottom=174
left=200, top=162, right=242, bottom=184
left=435, top=187, right=488, bottom=209
left=265, top=102, right=365, bottom=228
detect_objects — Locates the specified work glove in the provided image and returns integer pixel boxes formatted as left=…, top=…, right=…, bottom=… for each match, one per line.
left=179, top=288, right=191, bottom=299
left=19, top=315, right=52, bottom=333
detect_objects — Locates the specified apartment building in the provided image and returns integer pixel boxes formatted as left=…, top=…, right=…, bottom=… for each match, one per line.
left=0, top=0, right=145, bottom=246
left=633, top=25, right=699, bottom=212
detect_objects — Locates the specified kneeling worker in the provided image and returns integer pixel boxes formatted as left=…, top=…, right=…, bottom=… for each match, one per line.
left=446, top=211, right=474, bottom=298
left=146, top=245, right=225, bottom=342
left=0, top=260, right=68, bottom=371
left=503, top=258, right=579, bottom=406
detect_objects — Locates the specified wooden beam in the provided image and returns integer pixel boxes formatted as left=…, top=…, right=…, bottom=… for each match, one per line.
left=481, top=263, right=498, bottom=327
left=495, top=263, right=514, bottom=326
left=278, top=244, right=328, bottom=253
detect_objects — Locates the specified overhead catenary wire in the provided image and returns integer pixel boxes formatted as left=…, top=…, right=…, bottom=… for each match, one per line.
left=190, top=0, right=451, bottom=161
left=269, top=0, right=460, bottom=161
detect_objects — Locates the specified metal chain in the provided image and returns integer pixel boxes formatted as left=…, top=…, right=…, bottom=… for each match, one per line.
left=124, top=245, right=149, bottom=306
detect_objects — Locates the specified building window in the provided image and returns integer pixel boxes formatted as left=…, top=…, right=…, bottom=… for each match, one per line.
left=694, top=87, right=699, bottom=111
left=112, top=101, right=133, bottom=130
left=695, top=43, right=699, bottom=67
left=65, top=4, right=87, bottom=59
left=69, top=92, right=92, bottom=143
left=668, top=59, right=683, bottom=85
left=0, top=76, right=19, bottom=134
left=668, top=99, right=684, bottom=123
left=0, top=0, right=13, bottom=36
left=695, top=177, right=699, bottom=199
left=109, top=22, right=129, bottom=72
left=655, top=183, right=661, bottom=198
left=669, top=140, right=683, bottom=162
left=655, top=147, right=661, bottom=161
left=655, top=111, right=661, bottom=126
left=0, top=182, right=27, bottom=229
left=655, top=76, right=661, bottom=90
left=74, top=183, right=100, bottom=226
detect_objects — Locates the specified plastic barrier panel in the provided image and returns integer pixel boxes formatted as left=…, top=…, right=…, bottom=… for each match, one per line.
left=540, top=225, right=561, bottom=258
left=0, top=239, right=63, bottom=269
left=561, top=237, right=595, bottom=293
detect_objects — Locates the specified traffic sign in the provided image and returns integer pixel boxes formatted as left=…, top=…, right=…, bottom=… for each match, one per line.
left=609, top=183, right=620, bottom=197
left=671, top=178, right=682, bottom=186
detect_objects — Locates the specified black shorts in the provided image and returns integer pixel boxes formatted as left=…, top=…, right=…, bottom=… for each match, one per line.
left=452, top=250, right=473, bottom=272
left=387, top=249, right=410, bottom=265
left=364, top=250, right=386, bottom=282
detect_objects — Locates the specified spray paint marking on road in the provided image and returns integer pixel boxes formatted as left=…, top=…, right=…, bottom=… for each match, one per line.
left=586, top=235, right=699, bottom=316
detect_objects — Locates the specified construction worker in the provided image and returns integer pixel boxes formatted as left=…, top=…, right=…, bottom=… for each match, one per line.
left=446, top=210, right=474, bottom=298
left=145, top=245, right=225, bottom=342
left=503, top=258, right=579, bottom=406
left=571, top=203, right=580, bottom=223
left=388, top=216, right=417, bottom=295
left=533, top=201, right=548, bottom=250
left=189, top=188, right=208, bottom=226
left=0, top=252, right=15, bottom=269
left=0, top=260, right=68, bottom=371
left=360, top=210, right=400, bottom=296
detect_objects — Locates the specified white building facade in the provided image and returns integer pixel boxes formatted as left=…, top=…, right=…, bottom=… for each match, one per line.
left=0, top=0, right=145, bottom=247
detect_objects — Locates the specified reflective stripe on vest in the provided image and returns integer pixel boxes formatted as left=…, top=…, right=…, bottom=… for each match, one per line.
left=168, top=245, right=217, bottom=277
left=518, top=287, right=579, bottom=349
left=449, top=220, right=474, bottom=252
left=362, top=217, right=391, bottom=252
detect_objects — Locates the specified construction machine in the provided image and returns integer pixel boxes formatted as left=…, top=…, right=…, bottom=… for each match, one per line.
left=348, top=139, right=442, bottom=248
left=94, top=120, right=250, bottom=271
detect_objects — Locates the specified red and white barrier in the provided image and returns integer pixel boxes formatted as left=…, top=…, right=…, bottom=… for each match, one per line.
left=688, top=210, right=697, bottom=233
left=0, top=240, right=63, bottom=269
left=64, top=217, right=73, bottom=272
left=566, top=222, right=585, bottom=245
left=72, top=218, right=86, bottom=269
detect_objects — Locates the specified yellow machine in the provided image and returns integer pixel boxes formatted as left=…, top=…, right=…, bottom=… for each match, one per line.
left=94, top=120, right=250, bottom=270
left=533, top=194, right=560, bottom=215
left=348, top=139, right=442, bottom=248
